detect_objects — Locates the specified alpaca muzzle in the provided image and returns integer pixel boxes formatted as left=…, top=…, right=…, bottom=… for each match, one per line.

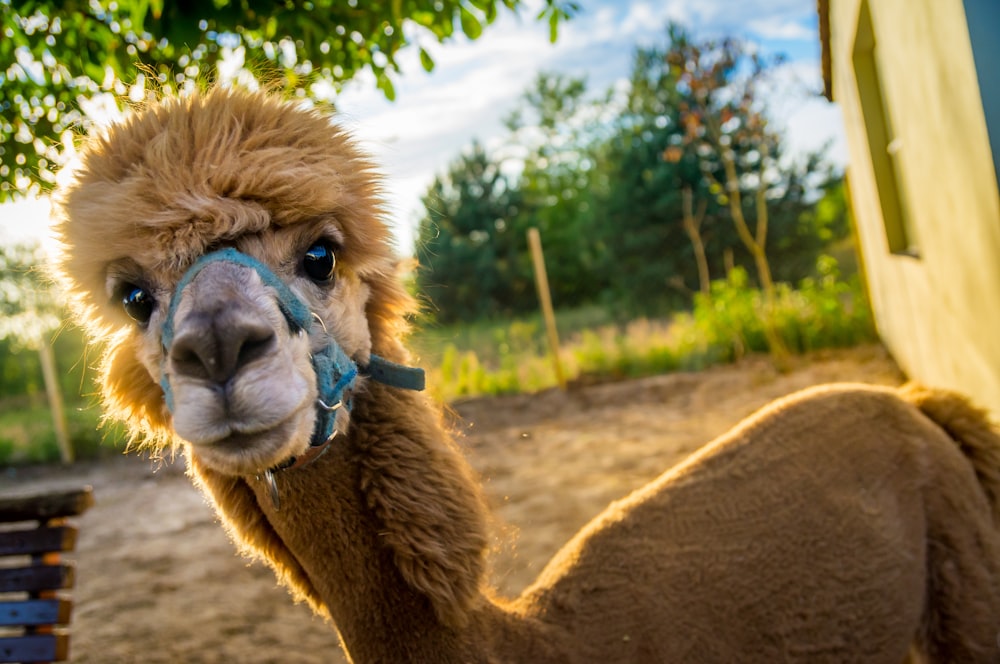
left=159, top=247, right=425, bottom=506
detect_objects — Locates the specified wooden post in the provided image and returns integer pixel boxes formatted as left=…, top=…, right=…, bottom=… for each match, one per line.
left=37, top=339, right=73, bottom=464
left=527, top=228, right=566, bottom=390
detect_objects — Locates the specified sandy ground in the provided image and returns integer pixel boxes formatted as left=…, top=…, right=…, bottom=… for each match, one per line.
left=1, top=345, right=906, bottom=663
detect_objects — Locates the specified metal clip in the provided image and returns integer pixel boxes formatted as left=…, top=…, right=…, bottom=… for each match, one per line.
left=311, top=311, right=329, bottom=333
left=258, top=468, right=281, bottom=511
left=317, top=399, right=343, bottom=412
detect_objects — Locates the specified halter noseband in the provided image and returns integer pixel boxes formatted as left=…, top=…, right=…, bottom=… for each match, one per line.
left=160, top=247, right=425, bottom=507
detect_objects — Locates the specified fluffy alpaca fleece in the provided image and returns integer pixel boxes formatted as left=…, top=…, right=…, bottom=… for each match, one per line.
left=51, top=88, right=1000, bottom=663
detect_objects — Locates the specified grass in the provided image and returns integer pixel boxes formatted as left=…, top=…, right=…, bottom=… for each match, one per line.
left=0, top=397, right=119, bottom=465
left=416, top=256, right=876, bottom=402
left=0, top=256, right=874, bottom=465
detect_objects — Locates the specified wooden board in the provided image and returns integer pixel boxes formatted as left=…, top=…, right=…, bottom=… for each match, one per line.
left=0, top=599, right=73, bottom=627
left=0, top=526, right=77, bottom=556
left=0, top=564, right=74, bottom=594
left=0, top=632, right=69, bottom=663
left=0, top=488, right=94, bottom=523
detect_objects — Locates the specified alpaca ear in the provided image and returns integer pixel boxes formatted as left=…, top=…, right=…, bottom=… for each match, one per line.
left=187, top=456, right=330, bottom=621
left=357, top=428, right=489, bottom=627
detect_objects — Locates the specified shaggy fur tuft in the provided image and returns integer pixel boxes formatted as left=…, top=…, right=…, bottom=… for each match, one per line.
left=352, top=386, right=490, bottom=627
left=900, top=382, right=1000, bottom=524
left=51, top=88, right=411, bottom=450
left=50, top=88, right=1000, bottom=663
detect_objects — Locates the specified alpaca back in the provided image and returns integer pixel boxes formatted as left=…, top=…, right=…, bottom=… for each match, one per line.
left=516, top=383, right=1000, bottom=662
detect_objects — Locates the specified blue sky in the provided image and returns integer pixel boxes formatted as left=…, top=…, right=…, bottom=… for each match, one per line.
left=1, top=0, right=845, bottom=253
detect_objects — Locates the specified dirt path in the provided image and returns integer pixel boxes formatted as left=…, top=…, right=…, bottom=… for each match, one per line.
left=2, top=345, right=904, bottom=663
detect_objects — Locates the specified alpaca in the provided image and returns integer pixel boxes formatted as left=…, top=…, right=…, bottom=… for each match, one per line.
left=50, top=88, right=1000, bottom=663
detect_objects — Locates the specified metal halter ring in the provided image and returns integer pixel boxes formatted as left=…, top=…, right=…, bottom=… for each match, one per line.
left=259, top=469, right=281, bottom=511
left=318, top=399, right=343, bottom=412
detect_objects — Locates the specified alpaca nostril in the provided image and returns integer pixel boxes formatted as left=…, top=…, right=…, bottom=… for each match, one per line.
left=171, top=338, right=214, bottom=382
left=233, top=325, right=276, bottom=372
left=170, top=312, right=277, bottom=385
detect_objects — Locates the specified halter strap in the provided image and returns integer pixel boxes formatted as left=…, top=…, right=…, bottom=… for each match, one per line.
left=160, top=246, right=425, bottom=458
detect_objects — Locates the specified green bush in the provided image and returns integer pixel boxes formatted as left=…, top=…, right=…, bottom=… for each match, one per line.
left=423, top=256, right=877, bottom=400
left=680, top=256, right=876, bottom=366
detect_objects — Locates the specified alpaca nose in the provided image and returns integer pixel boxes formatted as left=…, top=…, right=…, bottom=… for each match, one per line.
left=169, top=306, right=276, bottom=385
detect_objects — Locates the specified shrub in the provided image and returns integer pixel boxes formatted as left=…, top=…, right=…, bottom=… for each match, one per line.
left=422, top=256, right=876, bottom=400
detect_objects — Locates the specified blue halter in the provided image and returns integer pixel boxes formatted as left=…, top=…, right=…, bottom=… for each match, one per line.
left=160, top=247, right=425, bottom=453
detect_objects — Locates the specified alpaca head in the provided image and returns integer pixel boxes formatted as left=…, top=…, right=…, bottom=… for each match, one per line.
left=51, top=90, right=490, bottom=630
left=50, top=88, right=414, bottom=475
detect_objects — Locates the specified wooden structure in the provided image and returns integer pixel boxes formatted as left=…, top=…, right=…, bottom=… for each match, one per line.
left=818, top=0, right=1000, bottom=417
left=0, top=487, right=94, bottom=663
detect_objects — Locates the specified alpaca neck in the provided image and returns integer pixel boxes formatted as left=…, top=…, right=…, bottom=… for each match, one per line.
left=231, top=383, right=564, bottom=662
left=274, top=472, right=479, bottom=662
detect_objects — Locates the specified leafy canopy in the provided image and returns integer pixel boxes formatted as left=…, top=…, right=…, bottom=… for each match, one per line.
left=0, top=0, right=578, bottom=200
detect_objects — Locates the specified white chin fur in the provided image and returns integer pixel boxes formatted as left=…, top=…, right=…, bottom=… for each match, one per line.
left=183, top=404, right=318, bottom=475
left=169, top=349, right=317, bottom=475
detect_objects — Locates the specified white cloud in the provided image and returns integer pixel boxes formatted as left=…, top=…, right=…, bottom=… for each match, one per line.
left=747, top=17, right=816, bottom=41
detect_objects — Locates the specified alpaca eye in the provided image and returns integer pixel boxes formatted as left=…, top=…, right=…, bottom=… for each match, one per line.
left=121, top=285, right=155, bottom=324
left=303, top=240, right=337, bottom=283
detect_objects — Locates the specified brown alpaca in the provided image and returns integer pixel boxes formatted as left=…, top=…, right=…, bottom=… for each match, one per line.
left=51, top=88, right=1000, bottom=663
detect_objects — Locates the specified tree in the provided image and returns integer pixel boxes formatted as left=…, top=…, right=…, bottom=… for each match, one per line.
left=0, top=241, right=72, bottom=462
left=416, top=142, right=529, bottom=322
left=414, top=26, right=849, bottom=324
left=596, top=43, right=723, bottom=314
left=681, top=184, right=710, bottom=295
left=0, top=0, right=579, bottom=200
left=503, top=72, right=611, bottom=308
left=417, top=73, right=612, bottom=322
left=661, top=24, right=837, bottom=362
left=597, top=26, right=848, bottom=318
left=665, top=27, right=783, bottom=296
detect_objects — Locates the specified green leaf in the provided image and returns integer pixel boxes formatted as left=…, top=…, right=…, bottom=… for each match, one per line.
left=459, top=7, right=482, bottom=40
left=410, top=10, right=436, bottom=27
left=130, top=0, right=150, bottom=32
left=419, top=46, right=434, bottom=73
left=376, top=72, right=396, bottom=101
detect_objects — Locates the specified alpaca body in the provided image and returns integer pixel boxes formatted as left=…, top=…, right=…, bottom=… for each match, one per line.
left=49, top=89, right=1000, bottom=663
left=200, top=379, right=1000, bottom=663
left=519, top=383, right=1000, bottom=662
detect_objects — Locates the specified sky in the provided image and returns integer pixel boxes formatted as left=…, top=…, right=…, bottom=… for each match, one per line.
left=0, top=0, right=846, bottom=255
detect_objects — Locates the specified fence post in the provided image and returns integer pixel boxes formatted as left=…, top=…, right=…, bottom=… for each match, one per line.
left=527, top=228, right=566, bottom=390
left=37, top=338, right=73, bottom=464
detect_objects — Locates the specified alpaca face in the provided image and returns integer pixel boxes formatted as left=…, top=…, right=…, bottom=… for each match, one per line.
left=51, top=90, right=410, bottom=476
left=103, top=220, right=373, bottom=475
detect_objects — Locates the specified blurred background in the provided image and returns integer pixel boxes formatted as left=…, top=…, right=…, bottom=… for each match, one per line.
left=0, top=0, right=878, bottom=465
left=1, top=0, right=996, bottom=466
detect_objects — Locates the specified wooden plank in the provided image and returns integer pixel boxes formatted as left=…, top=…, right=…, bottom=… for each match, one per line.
left=0, top=526, right=77, bottom=556
left=0, top=599, right=72, bottom=627
left=0, top=487, right=93, bottom=523
left=0, top=564, right=74, bottom=594
left=0, top=632, right=69, bottom=663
